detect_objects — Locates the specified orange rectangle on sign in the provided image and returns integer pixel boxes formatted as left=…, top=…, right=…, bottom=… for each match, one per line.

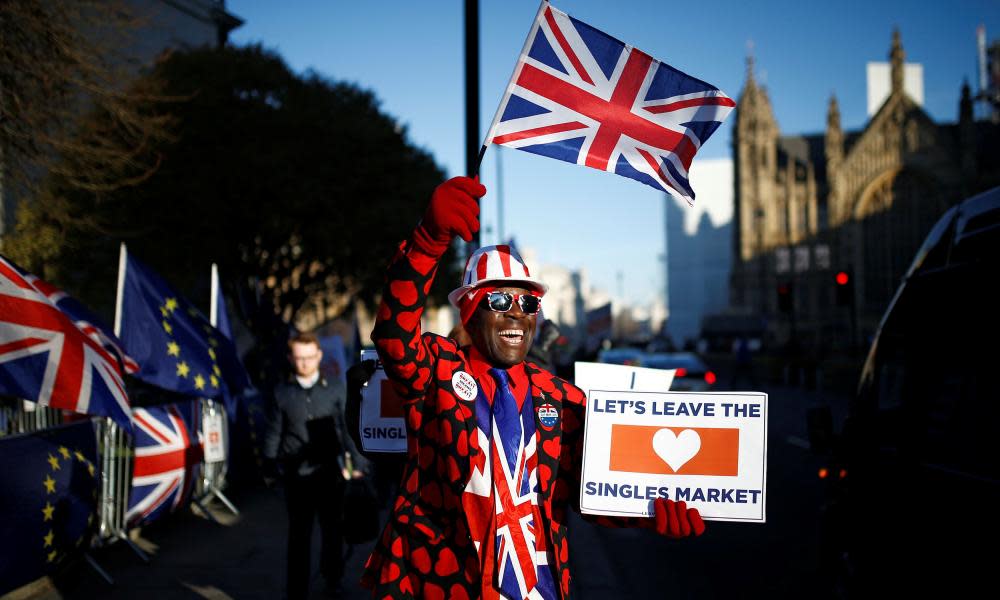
left=609, top=424, right=739, bottom=476
left=379, top=380, right=405, bottom=419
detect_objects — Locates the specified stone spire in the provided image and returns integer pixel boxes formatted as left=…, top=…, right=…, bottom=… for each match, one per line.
left=825, top=94, right=843, bottom=179
left=960, top=79, right=973, bottom=123
left=890, top=28, right=905, bottom=94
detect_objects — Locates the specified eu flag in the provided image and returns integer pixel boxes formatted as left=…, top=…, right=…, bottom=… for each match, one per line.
left=118, top=249, right=249, bottom=399
left=0, top=421, right=99, bottom=594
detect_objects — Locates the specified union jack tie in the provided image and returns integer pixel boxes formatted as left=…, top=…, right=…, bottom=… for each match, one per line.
left=489, top=368, right=537, bottom=599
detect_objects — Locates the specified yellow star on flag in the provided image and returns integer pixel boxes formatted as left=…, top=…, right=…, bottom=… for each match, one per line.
left=160, top=305, right=169, bottom=317
left=165, top=297, right=179, bottom=312
left=43, top=475, right=56, bottom=493
left=47, top=454, right=61, bottom=470
left=74, top=450, right=85, bottom=462
left=167, top=341, right=181, bottom=357
left=44, top=530, right=54, bottom=547
left=42, top=502, right=54, bottom=521
left=210, top=375, right=219, bottom=388
left=213, top=364, right=221, bottom=376
left=47, top=550, right=57, bottom=563
left=177, top=361, right=190, bottom=377
left=208, top=348, right=216, bottom=360
left=87, top=462, right=95, bottom=476
left=194, top=374, right=206, bottom=390
left=162, top=320, right=173, bottom=334
left=209, top=337, right=219, bottom=348
left=59, top=446, right=71, bottom=459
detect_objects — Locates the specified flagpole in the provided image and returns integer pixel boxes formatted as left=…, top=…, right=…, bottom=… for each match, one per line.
left=210, top=263, right=219, bottom=327
left=113, top=242, right=127, bottom=337
left=477, top=0, right=550, bottom=175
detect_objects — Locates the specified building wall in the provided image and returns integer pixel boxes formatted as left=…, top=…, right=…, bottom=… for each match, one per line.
left=730, top=31, right=993, bottom=349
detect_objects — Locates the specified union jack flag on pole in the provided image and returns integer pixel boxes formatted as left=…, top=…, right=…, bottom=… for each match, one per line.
left=0, top=255, right=132, bottom=429
left=484, top=1, right=734, bottom=203
left=126, top=401, right=202, bottom=526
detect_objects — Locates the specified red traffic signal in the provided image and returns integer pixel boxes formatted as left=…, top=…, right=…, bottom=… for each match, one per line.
left=835, top=271, right=853, bottom=305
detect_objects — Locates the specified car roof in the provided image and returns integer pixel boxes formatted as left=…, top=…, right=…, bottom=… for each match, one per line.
left=643, top=352, right=706, bottom=370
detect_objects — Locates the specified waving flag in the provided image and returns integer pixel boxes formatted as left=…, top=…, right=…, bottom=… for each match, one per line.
left=126, top=401, right=202, bottom=526
left=25, top=274, right=139, bottom=375
left=0, top=255, right=131, bottom=428
left=485, top=1, right=733, bottom=203
left=117, top=246, right=250, bottom=399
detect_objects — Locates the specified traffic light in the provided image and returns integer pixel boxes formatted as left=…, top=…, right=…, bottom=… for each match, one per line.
left=777, top=283, right=793, bottom=313
left=835, top=271, right=853, bottom=306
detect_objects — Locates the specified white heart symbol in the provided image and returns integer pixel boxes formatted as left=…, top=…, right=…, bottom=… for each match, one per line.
left=652, top=428, right=702, bottom=472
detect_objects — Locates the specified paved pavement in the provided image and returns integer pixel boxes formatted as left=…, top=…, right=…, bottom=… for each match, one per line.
left=11, top=378, right=850, bottom=600
left=19, top=487, right=377, bottom=600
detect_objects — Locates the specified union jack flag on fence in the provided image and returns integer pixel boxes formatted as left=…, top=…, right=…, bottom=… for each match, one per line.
left=0, top=255, right=131, bottom=428
left=127, top=401, right=202, bottom=526
left=485, top=1, right=733, bottom=203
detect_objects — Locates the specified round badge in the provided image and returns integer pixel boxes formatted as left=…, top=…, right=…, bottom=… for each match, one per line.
left=537, top=403, right=559, bottom=430
left=451, top=371, right=478, bottom=401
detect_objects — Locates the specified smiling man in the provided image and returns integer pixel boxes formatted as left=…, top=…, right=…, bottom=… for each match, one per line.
left=364, top=177, right=704, bottom=600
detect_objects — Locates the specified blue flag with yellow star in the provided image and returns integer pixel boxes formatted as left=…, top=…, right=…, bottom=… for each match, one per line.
left=119, top=252, right=250, bottom=399
left=0, top=421, right=99, bottom=594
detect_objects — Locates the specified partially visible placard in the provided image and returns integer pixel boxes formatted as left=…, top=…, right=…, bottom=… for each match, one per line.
left=358, top=350, right=406, bottom=453
left=203, top=411, right=226, bottom=463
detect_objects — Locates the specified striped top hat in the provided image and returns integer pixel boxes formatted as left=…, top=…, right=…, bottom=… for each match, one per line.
left=448, top=245, right=548, bottom=308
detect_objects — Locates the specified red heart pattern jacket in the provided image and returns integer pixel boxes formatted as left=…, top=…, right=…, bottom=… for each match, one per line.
left=361, top=241, right=651, bottom=599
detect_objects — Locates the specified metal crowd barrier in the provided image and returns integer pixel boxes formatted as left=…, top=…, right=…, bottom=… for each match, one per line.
left=95, top=419, right=142, bottom=551
left=2, top=395, right=236, bottom=580
left=0, top=397, right=64, bottom=436
left=194, top=398, right=239, bottom=519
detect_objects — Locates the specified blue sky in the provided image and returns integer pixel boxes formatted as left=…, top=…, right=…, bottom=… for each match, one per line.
left=229, top=0, right=999, bottom=306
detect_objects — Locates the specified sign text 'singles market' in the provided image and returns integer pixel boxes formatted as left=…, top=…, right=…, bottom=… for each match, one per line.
left=580, top=389, right=767, bottom=523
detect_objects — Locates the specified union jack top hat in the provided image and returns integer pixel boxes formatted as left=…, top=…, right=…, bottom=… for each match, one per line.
left=448, top=244, right=548, bottom=308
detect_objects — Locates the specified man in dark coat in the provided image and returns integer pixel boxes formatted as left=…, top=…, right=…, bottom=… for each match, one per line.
left=264, top=331, right=366, bottom=600
left=362, top=177, right=704, bottom=600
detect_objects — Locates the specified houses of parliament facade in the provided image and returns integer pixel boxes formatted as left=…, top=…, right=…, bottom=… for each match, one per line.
left=729, top=30, right=999, bottom=350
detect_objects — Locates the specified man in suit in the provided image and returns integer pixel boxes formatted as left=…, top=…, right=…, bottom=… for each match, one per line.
left=264, top=331, right=365, bottom=600
left=363, top=177, right=703, bottom=600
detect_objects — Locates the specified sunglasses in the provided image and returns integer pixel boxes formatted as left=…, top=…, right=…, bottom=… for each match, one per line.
left=481, top=291, right=542, bottom=315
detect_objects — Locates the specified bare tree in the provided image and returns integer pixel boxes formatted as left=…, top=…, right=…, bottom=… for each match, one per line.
left=0, top=0, right=175, bottom=235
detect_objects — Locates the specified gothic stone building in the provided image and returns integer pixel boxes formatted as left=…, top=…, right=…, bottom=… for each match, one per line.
left=730, top=31, right=999, bottom=350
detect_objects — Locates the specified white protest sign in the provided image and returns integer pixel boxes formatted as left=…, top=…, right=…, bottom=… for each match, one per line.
left=575, top=361, right=675, bottom=396
left=358, top=349, right=406, bottom=453
left=576, top=363, right=767, bottom=523
left=203, top=411, right=226, bottom=463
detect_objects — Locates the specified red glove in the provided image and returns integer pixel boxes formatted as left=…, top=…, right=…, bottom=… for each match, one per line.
left=411, top=176, right=486, bottom=257
left=653, top=498, right=705, bottom=538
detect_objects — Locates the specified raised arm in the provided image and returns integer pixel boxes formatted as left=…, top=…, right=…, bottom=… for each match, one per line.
left=370, top=177, right=485, bottom=397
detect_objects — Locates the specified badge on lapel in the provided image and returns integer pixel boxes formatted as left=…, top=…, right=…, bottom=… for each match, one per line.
left=537, top=402, right=559, bottom=430
left=451, top=371, right=478, bottom=401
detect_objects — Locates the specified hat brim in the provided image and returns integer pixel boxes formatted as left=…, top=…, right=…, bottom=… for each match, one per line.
left=448, top=278, right=548, bottom=308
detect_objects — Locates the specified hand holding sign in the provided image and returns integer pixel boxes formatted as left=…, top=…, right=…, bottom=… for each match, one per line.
left=653, top=498, right=705, bottom=538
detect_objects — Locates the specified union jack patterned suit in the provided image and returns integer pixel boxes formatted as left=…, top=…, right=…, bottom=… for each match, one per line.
left=362, top=240, right=650, bottom=600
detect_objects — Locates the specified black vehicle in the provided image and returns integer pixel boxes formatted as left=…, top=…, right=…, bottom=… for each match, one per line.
left=820, top=186, right=1000, bottom=596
